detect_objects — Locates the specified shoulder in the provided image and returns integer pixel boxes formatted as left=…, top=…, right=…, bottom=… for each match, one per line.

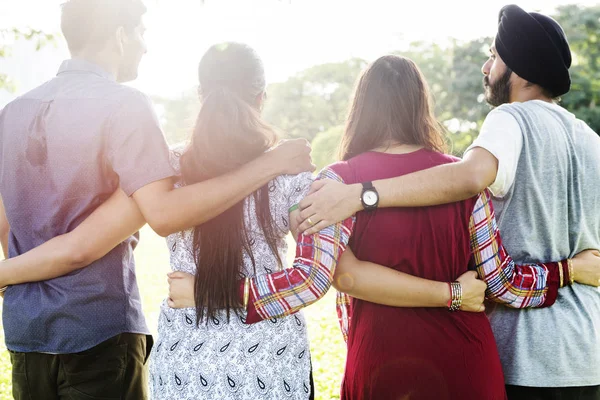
left=316, top=162, right=351, bottom=183
left=478, top=107, right=522, bottom=141
left=273, top=171, right=313, bottom=196
left=428, top=151, right=461, bottom=164
left=111, top=85, right=154, bottom=110
left=482, top=105, right=521, bottom=126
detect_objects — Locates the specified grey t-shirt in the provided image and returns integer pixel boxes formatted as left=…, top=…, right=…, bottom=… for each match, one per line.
left=0, top=59, right=175, bottom=353
left=472, top=100, right=600, bottom=387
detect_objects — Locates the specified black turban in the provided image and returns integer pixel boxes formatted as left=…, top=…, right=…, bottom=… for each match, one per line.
left=495, top=4, right=572, bottom=96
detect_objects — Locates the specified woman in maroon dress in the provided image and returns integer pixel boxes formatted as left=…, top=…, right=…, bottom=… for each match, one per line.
left=329, top=55, right=508, bottom=400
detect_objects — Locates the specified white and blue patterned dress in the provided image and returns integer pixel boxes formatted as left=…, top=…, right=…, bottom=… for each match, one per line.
left=149, top=147, right=313, bottom=400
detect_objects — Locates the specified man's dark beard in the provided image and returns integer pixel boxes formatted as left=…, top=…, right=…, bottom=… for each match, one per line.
left=483, top=67, right=512, bottom=107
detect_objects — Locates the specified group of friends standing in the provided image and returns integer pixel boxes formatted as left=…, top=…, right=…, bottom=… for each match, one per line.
left=1, top=1, right=600, bottom=399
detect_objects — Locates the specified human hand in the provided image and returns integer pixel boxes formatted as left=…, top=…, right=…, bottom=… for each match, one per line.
left=268, top=139, right=315, bottom=175
left=297, top=179, right=362, bottom=234
left=167, top=271, right=196, bottom=309
left=571, top=249, right=600, bottom=287
left=455, top=271, right=487, bottom=312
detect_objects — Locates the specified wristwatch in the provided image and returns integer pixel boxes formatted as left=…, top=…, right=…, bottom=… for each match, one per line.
left=360, top=181, right=379, bottom=211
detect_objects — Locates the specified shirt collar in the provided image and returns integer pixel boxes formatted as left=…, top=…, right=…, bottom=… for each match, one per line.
left=57, top=58, right=116, bottom=82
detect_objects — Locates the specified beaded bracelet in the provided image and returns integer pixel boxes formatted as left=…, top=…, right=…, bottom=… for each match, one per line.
left=447, top=281, right=462, bottom=311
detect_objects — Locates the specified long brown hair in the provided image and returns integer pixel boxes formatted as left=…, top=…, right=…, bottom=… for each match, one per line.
left=339, top=55, right=447, bottom=161
left=180, top=42, right=282, bottom=324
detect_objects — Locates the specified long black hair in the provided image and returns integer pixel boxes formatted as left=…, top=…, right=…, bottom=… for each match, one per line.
left=180, top=42, right=283, bottom=324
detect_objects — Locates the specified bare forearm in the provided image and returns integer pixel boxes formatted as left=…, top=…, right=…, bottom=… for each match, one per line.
left=333, top=255, right=450, bottom=308
left=138, top=154, right=279, bottom=237
left=0, top=189, right=145, bottom=287
left=0, top=235, right=86, bottom=287
left=374, top=148, right=498, bottom=208
left=376, top=162, right=486, bottom=208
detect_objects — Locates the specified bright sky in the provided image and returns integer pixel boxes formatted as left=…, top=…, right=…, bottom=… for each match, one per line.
left=1, top=0, right=598, bottom=100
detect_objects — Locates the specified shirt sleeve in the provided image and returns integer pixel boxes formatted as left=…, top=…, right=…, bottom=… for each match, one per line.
left=242, top=166, right=355, bottom=325
left=107, top=90, right=176, bottom=196
left=284, top=172, right=314, bottom=212
left=465, top=109, right=523, bottom=198
left=470, top=189, right=562, bottom=308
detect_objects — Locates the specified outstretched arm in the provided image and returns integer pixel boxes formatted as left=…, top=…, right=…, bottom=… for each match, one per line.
left=298, top=148, right=498, bottom=234
left=132, top=140, right=314, bottom=237
left=333, top=248, right=485, bottom=309
left=469, top=190, right=600, bottom=308
left=107, top=91, right=314, bottom=238
left=0, top=190, right=144, bottom=288
left=238, top=167, right=485, bottom=325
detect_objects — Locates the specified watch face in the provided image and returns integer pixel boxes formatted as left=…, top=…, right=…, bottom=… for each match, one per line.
left=363, top=190, right=378, bottom=206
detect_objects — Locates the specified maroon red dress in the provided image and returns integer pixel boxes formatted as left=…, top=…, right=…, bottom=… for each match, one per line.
left=335, top=150, right=506, bottom=400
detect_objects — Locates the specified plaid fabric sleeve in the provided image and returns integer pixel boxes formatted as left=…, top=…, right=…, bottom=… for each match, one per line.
left=336, top=291, right=352, bottom=342
left=243, top=166, right=355, bottom=324
left=470, top=189, right=560, bottom=308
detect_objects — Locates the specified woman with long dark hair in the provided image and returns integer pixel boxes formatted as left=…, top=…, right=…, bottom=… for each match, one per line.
left=144, top=42, right=316, bottom=399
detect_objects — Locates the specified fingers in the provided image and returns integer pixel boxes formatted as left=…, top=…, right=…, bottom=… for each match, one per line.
left=297, top=220, right=312, bottom=234
left=306, top=180, right=327, bottom=196
left=465, top=270, right=478, bottom=279
left=304, top=220, right=330, bottom=235
left=168, top=271, right=188, bottom=279
left=167, top=298, right=176, bottom=308
left=299, top=205, right=316, bottom=221
left=298, top=195, right=314, bottom=212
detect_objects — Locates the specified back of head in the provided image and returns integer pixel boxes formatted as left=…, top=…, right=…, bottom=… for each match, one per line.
left=495, top=4, right=571, bottom=97
left=180, top=42, right=281, bottom=325
left=183, top=42, right=273, bottom=181
left=61, top=0, right=146, bottom=54
left=339, top=55, right=446, bottom=161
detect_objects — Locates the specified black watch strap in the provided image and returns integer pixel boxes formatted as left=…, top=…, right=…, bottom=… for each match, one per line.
left=360, top=181, right=379, bottom=211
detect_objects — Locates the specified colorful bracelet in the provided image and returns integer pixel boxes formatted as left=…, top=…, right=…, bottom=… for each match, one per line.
left=448, top=281, right=462, bottom=311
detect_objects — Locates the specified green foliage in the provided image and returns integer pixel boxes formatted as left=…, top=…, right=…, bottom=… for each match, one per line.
left=153, top=3, right=600, bottom=155
left=152, top=90, right=200, bottom=146
left=311, top=125, right=343, bottom=171
left=0, top=28, right=57, bottom=92
left=262, top=58, right=367, bottom=142
left=555, top=4, right=600, bottom=132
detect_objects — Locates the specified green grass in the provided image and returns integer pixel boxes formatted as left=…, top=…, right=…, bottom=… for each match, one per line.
left=0, top=226, right=346, bottom=399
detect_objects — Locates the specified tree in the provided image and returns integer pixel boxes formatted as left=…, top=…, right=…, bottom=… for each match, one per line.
left=553, top=4, right=600, bottom=133
left=152, top=90, right=200, bottom=145
left=263, top=58, right=367, bottom=142
left=1, top=28, right=56, bottom=92
left=395, top=39, right=491, bottom=155
left=311, top=125, right=343, bottom=170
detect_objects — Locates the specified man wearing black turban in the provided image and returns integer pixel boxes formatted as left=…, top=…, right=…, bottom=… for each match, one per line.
left=298, top=6, right=600, bottom=399
left=484, top=4, right=572, bottom=106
